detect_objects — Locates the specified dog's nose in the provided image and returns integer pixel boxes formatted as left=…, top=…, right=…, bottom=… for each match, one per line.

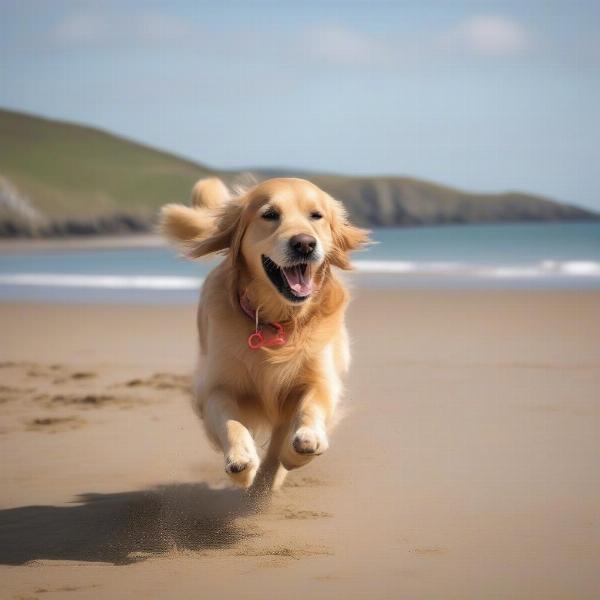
left=289, top=234, right=317, bottom=257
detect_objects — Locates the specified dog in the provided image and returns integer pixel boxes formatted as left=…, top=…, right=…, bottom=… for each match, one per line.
left=161, top=177, right=370, bottom=492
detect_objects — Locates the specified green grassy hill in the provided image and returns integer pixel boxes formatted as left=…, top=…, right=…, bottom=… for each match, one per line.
left=0, top=109, right=596, bottom=236
left=0, top=109, right=214, bottom=235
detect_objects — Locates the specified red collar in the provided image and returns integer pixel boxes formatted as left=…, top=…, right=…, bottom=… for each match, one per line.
left=239, top=291, right=286, bottom=350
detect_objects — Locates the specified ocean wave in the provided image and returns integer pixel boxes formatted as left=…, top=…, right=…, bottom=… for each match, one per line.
left=0, top=274, right=203, bottom=289
left=0, top=260, right=599, bottom=290
left=352, top=260, right=600, bottom=278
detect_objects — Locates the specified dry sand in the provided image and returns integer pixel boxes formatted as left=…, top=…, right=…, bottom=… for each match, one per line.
left=1, top=290, right=599, bottom=599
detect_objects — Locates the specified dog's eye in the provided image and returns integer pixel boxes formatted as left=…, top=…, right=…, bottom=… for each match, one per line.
left=310, top=211, right=323, bottom=220
left=262, top=208, right=280, bottom=221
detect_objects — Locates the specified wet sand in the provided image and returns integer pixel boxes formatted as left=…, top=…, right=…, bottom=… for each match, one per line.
left=1, top=290, right=599, bottom=599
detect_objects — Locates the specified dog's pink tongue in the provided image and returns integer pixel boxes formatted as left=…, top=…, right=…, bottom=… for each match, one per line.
left=282, top=265, right=313, bottom=297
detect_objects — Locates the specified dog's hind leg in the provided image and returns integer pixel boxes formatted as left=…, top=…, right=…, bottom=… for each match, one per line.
left=202, top=390, right=260, bottom=488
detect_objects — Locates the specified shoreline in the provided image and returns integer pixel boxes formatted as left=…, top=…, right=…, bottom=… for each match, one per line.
left=0, top=233, right=166, bottom=253
left=1, top=219, right=599, bottom=254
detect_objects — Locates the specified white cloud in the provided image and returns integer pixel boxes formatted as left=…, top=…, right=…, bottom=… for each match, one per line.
left=134, top=13, right=193, bottom=44
left=299, top=16, right=532, bottom=68
left=301, top=25, right=385, bottom=66
left=48, top=10, right=533, bottom=66
left=52, top=13, right=109, bottom=44
left=50, top=10, right=193, bottom=47
left=447, top=15, right=532, bottom=57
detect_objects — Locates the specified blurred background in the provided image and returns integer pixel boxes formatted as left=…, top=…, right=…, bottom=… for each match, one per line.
left=2, top=5, right=600, bottom=597
left=1, top=0, right=599, bottom=299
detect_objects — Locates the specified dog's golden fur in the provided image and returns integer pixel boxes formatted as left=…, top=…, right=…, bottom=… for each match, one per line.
left=161, top=177, right=369, bottom=491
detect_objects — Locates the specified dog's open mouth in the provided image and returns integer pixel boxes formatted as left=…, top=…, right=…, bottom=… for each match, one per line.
left=262, top=255, right=314, bottom=302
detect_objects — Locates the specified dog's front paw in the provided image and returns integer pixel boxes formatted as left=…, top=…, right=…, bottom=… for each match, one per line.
left=281, top=426, right=329, bottom=470
left=225, top=448, right=259, bottom=488
left=292, top=426, right=328, bottom=455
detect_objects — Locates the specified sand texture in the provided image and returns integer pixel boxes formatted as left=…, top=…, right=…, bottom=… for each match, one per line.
left=1, top=290, right=599, bottom=599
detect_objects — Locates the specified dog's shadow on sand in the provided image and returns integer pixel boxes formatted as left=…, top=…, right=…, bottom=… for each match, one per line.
left=0, top=483, right=261, bottom=566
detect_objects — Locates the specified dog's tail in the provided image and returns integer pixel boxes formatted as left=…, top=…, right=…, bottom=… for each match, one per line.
left=191, top=177, right=230, bottom=210
left=160, top=177, right=230, bottom=243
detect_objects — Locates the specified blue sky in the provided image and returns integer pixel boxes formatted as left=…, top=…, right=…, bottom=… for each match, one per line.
left=1, top=1, right=599, bottom=210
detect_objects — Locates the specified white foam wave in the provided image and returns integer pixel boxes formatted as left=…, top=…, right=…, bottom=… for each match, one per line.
left=0, top=260, right=599, bottom=290
left=540, top=260, right=600, bottom=276
left=0, top=274, right=203, bottom=289
left=353, top=260, right=461, bottom=274
left=352, top=260, right=600, bottom=279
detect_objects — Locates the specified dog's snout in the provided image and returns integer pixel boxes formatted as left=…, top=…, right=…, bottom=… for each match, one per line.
left=289, top=234, right=317, bottom=257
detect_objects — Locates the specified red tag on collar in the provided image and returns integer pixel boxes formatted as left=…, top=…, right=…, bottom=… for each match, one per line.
left=240, top=291, right=286, bottom=349
left=248, top=322, right=286, bottom=349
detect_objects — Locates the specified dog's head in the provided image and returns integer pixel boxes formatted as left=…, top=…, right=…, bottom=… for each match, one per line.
left=161, top=177, right=370, bottom=306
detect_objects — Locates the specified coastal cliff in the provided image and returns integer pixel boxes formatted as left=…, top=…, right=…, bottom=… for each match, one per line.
left=1, top=109, right=596, bottom=237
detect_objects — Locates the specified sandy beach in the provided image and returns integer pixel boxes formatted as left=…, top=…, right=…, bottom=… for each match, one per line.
left=1, top=290, right=599, bottom=599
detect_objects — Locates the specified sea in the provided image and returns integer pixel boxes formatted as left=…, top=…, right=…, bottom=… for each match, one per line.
left=0, top=222, right=599, bottom=303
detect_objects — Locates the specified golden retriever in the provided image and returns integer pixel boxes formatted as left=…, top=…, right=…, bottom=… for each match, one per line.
left=161, top=177, right=370, bottom=492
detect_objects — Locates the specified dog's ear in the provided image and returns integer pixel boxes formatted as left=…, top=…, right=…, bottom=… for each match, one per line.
left=328, top=199, right=371, bottom=270
left=186, top=199, right=245, bottom=261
